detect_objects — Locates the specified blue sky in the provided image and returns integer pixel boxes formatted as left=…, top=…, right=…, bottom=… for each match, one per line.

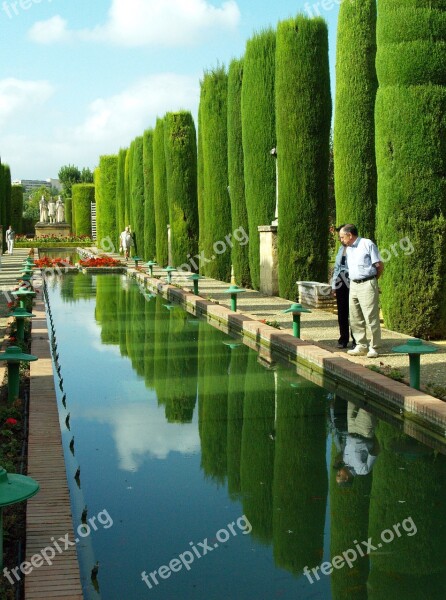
left=0, top=0, right=340, bottom=179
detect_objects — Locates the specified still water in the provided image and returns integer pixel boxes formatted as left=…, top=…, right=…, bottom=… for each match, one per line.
left=44, top=274, right=446, bottom=600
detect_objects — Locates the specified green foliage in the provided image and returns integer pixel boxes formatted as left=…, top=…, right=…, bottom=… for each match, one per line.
left=124, top=144, right=133, bottom=228
left=65, top=197, right=72, bottom=230
left=334, top=0, right=378, bottom=239
left=80, top=167, right=94, bottom=183
left=58, top=164, right=81, bottom=198
left=153, top=118, right=169, bottom=266
left=164, top=111, right=199, bottom=270
left=273, top=375, right=327, bottom=572
left=3, top=164, right=12, bottom=228
left=197, top=102, right=205, bottom=254
left=375, top=1, right=446, bottom=338
left=22, top=185, right=51, bottom=222
left=276, top=16, right=332, bottom=298
left=143, top=130, right=156, bottom=261
left=368, top=422, right=446, bottom=597
left=227, top=58, right=251, bottom=287
left=116, top=148, right=127, bottom=237
left=199, top=67, right=231, bottom=280
left=96, top=155, right=118, bottom=250
left=10, top=185, right=23, bottom=233
left=72, top=184, right=94, bottom=237
left=241, top=29, right=276, bottom=289
left=131, top=136, right=145, bottom=256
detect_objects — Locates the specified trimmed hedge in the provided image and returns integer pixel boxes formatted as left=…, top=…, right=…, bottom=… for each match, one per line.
left=241, top=29, right=276, bottom=289
left=3, top=164, right=11, bottom=230
left=116, top=148, right=127, bottom=237
left=72, top=184, right=94, bottom=237
left=153, top=118, right=169, bottom=266
left=375, top=0, right=446, bottom=338
left=227, top=58, right=251, bottom=287
left=96, top=155, right=118, bottom=250
left=334, top=0, right=377, bottom=239
left=276, top=16, right=332, bottom=298
left=10, top=185, right=23, bottom=233
left=124, top=143, right=133, bottom=228
left=143, top=129, right=156, bottom=261
left=164, top=111, right=199, bottom=270
left=199, top=67, right=231, bottom=280
left=130, top=136, right=145, bottom=256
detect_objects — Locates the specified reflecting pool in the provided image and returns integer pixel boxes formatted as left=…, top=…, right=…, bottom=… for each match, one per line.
left=44, top=274, right=446, bottom=600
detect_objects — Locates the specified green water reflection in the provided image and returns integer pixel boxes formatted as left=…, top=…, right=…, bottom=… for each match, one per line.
left=46, top=274, right=446, bottom=600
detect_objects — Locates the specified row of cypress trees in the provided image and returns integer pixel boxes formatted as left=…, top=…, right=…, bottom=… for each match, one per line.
left=94, top=14, right=331, bottom=299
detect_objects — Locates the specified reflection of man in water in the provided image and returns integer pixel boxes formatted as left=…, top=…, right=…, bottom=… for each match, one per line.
left=335, top=401, right=379, bottom=486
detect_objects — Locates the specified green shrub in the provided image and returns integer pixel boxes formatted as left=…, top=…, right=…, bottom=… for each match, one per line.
left=199, top=67, right=231, bottom=280
left=116, top=148, right=127, bottom=237
left=11, top=185, right=23, bottom=233
left=164, top=111, right=198, bottom=270
left=131, top=136, right=145, bottom=256
left=276, top=16, right=331, bottom=298
left=72, top=184, right=94, bottom=237
left=153, top=118, right=169, bottom=266
left=227, top=58, right=251, bottom=287
left=143, top=130, right=156, bottom=261
left=241, top=30, right=276, bottom=289
left=334, top=0, right=378, bottom=239
left=96, top=155, right=118, bottom=250
left=375, top=0, right=446, bottom=338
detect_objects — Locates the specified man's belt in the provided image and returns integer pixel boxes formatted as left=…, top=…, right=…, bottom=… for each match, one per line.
left=352, top=275, right=376, bottom=284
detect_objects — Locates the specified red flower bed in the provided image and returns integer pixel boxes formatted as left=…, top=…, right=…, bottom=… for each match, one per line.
left=34, top=257, right=74, bottom=268
left=79, top=256, right=123, bottom=267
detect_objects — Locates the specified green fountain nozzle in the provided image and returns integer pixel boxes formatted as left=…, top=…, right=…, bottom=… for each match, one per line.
left=163, top=266, right=177, bottom=284
left=12, top=288, right=36, bottom=310
left=0, top=466, right=40, bottom=569
left=283, top=303, right=312, bottom=338
left=223, top=285, right=246, bottom=312
left=10, top=307, right=35, bottom=343
left=187, top=273, right=205, bottom=295
left=0, top=346, right=38, bottom=403
left=391, top=338, right=438, bottom=390
left=132, top=256, right=142, bottom=268
left=145, top=260, right=158, bottom=277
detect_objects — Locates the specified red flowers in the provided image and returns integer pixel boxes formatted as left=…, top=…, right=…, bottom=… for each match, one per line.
left=34, top=257, right=74, bottom=268
left=5, top=418, right=18, bottom=426
left=79, top=257, right=123, bottom=267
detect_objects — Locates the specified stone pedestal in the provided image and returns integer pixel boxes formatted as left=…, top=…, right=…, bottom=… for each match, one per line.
left=296, top=281, right=335, bottom=309
left=258, top=225, right=279, bottom=296
left=35, top=223, right=71, bottom=238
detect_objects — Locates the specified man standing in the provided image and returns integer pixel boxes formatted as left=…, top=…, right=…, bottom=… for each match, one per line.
left=119, top=226, right=133, bottom=260
left=339, top=224, right=384, bottom=358
left=6, top=225, right=15, bottom=255
left=331, top=225, right=355, bottom=349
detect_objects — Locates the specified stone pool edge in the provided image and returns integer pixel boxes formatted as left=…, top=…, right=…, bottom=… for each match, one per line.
left=132, top=270, right=446, bottom=440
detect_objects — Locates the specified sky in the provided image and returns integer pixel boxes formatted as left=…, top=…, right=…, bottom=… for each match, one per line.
left=0, top=0, right=340, bottom=180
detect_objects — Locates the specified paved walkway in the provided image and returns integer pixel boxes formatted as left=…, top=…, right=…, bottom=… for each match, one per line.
left=0, top=249, right=83, bottom=599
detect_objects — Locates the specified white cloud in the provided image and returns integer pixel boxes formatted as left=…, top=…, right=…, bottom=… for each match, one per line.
left=28, top=0, right=240, bottom=47
left=0, top=78, right=54, bottom=126
left=70, top=73, right=200, bottom=144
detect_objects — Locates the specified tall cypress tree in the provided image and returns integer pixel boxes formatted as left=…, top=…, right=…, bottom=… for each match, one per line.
left=124, top=143, right=133, bottom=228
left=164, top=111, right=199, bottom=270
left=199, top=67, right=231, bottom=280
left=276, top=16, right=332, bottom=298
left=96, top=155, right=118, bottom=248
left=10, top=185, right=23, bottom=233
left=143, top=129, right=156, bottom=261
left=72, top=184, right=94, bottom=237
left=227, top=58, right=251, bottom=287
left=241, top=29, right=276, bottom=290
left=116, top=148, right=127, bottom=237
left=131, top=136, right=145, bottom=256
left=153, top=117, right=169, bottom=266
left=375, top=0, right=446, bottom=338
left=334, top=0, right=378, bottom=239
left=3, top=165, right=11, bottom=229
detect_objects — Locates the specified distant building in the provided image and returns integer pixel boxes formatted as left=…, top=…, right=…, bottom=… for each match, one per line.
left=12, top=178, right=62, bottom=194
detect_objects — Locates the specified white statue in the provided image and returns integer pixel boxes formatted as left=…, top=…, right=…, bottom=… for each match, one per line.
left=39, top=196, right=48, bottom=223
left=56, top=196, right=65, bottom=223
left=48, top=198, right=56, bottom=224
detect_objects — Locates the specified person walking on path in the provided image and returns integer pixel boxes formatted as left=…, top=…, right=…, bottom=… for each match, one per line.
left=339, top=224, right=384, bottom=358
left=119, top=226, right=133, bottom=260
left=6, top=225, right=15, bottom=255
left=331, top=225, right=355, bottom=349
